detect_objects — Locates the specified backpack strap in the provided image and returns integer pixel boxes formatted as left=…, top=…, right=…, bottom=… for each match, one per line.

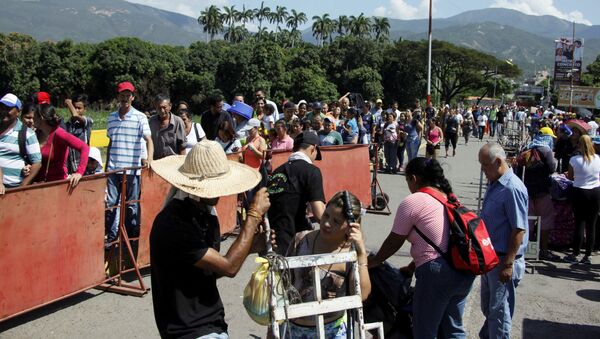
left=18, top=125, right=30, bottom=165
left=224, top=140, right=235, bottom=152
left=413, top=225, right=447, bottom=257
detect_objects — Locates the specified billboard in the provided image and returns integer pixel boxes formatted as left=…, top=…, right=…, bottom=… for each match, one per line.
left=553, top=37, right=584, bottom=85
left=558, top=85, right=600, bottom=109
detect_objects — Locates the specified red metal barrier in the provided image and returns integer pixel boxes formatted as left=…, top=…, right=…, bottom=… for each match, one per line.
left=270, top=144, right=371, bottom=205
left=0, top=147, right=369, bottom=321
left=0, top=178, right=107, bottom=321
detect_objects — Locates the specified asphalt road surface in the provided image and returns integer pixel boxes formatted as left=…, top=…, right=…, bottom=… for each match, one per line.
left=1, top=138, right=599, bottom=338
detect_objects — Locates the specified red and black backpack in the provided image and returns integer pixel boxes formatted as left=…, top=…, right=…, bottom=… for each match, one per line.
left=414, top=187, right=499, bottom=275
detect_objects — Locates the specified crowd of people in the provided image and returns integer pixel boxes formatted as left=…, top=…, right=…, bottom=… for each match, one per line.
left=2, top=83, right=599, bottom=339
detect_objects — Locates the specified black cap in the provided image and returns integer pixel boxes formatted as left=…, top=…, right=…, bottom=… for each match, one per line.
left=293, top=132, right=322, bottom=160
left=311, top=101, right=322, bottom=110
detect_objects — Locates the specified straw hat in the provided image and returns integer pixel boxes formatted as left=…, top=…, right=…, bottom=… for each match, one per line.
left=151, top=140, right=261, bottom=198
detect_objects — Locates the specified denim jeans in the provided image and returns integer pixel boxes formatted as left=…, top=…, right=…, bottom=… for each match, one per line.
left=489, top=121, right=497, bottom=138
left=478, top=126, right=485, bottom=140
left=105, top=173, right=141, bottom=243
left=479, top=256, right=525, bottom=339
left=413, top=257, right=476, bottom=339
left=406, top=137, right=421, bottom=162
left=384, top=141, right=398, bottom=171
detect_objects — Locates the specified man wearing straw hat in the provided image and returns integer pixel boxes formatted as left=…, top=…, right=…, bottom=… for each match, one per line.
left=150, top=140, right=270, bottom=339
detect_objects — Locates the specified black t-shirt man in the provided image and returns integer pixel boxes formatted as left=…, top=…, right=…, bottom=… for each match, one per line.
left=201, top=109, right=234, bottom=140
left=267, top=159, right=325, bottom=255
left=150, top=197, right=227, bottom=339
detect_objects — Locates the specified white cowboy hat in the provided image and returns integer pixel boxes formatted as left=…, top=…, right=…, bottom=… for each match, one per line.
left=151, top=140, right=261, bottom=198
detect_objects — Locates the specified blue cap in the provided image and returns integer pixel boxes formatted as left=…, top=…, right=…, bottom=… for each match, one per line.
left=0, top=93, right=22, bottom=110
left=559, top=124, right=572, bottom=137
left=227, top=101, right=253, bottom=120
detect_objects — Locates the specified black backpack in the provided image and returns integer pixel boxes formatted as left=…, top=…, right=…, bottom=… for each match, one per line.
left=18, top=125, right=31, bottom=165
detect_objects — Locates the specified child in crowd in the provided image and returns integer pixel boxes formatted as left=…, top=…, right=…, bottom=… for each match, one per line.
left=65, top=94, right=93, bottom=174
left=20, top=102, right=36, bottom=129
left=85, top=147, right=104, bottom=175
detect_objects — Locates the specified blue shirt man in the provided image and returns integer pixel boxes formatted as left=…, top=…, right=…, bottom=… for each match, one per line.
left=105, top=82, right=154, bottom=245
left=478, top=143, right=529, bottom=339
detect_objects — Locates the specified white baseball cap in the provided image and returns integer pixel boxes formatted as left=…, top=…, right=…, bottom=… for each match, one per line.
left=0, top=93, right=22, bottom=110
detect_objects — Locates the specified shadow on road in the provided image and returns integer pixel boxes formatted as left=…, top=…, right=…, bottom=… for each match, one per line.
left=534, top=262, right=600, bottom=282
left=522, top=318, right=600, bottom=338
left=0, top=292, right=97, bottom=333
left=576, top=289, right=600, bottom=302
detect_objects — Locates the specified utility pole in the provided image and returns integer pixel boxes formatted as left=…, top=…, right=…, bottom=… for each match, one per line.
left=493, top=65, right=498, bottom=99
left=569, top=21, right=575, bottom=113
left=426, top=0, right=432, bottom=107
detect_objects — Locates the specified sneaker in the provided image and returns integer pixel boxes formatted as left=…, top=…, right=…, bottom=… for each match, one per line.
left=563, top=254, right=579, bottom=264
left=540, top=250, right=561, bottom=261
left=580, top=256, right=591, bottom=265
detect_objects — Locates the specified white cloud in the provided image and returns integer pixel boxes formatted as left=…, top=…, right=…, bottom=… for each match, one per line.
left=490, top=0, right=592, bottom=25
left=126, top=0, right=228, bottom=18
left=373, top=0, right=435, bottom=20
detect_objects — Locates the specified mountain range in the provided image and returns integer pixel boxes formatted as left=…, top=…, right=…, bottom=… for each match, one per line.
left=1, top=0, right=599, bottom=76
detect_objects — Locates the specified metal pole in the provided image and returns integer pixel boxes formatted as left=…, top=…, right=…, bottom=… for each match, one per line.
left=569, top=21, right=575, bottom=113
left=426, top=0, right=432, bottom=106
left=493, top=65, right=498, bottom=99
left=477, top=169, right=484, bottom=215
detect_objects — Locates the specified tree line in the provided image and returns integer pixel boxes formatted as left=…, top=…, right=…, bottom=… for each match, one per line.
left=0, top=32, right=522, bottom=114
left=198, top=2, right=391, bottom=47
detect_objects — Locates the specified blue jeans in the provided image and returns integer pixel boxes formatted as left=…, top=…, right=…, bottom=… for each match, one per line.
left=105, top=173, right=141, bottom=243
left=406, top=137, right=421, bottom=162
left=479, top=256, right=525, bottom=339
left=413, top=257, right=476, bottom=339
left=489, top=121, right=497, bottom=138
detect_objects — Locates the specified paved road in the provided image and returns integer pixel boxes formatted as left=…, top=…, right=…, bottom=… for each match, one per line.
left=1, top=139, right=599, bottom=338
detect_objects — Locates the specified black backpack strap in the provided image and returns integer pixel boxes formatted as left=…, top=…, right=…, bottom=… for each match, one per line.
left=18, top=125, right=30, bottom=164
left=413, top=226, right=447, bottom=257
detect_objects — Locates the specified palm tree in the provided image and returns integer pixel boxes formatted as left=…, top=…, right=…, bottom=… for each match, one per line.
left=312, top=14, right=332, bottom=47
left=221, top=5, right=239, bottom=28
left=271, top=6, right=288, bottom=42
left=286, top=9, right=307, bottom=48
left=198, top=5, right=223, bottom=42
left=254, top=1, right=271, bottom=31
left=239, top=5, right=254, bottom=28
left=372, top=17, right=390, bottom=41
left=349, top=13, right=371, bottom=38
left=337, top=15, right=350, bottom=36
left=224, top=25, right=249, bottom=43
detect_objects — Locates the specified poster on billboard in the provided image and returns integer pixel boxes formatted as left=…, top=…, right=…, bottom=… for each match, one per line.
left=554, top=37, right=584, bottom=85
left=558, top=85, right=600, bottom=109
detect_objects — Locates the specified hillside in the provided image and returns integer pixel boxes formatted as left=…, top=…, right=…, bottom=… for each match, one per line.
left=1, top=1, right=598, bottom=76
left=0, top=0, right=206, bottom=45
left=403, top=22, right=600, bottom=75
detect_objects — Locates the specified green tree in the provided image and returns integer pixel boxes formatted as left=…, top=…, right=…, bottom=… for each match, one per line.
left=349, top=13, right=371, bottom=38
left=371, top=17, right=390, bottom=42
left=0, top=33, right=41, bottom=99
left=254, top=1, right=271, bottom=31
left=221, top=5, right=239, bottom=27
left=239, top=5, right=254, bottom=28
left=224, top=25, right=249, bottom=43
left=312, top=14, right=332, bottom=47
left=286, top=9, right=307, bottom=48
left=346, top=66, right=384, bottom=100
left=582, top=54, right=600, bottom=86
left=336, top=15, right=350, bottom=36
left=198, top=5, right=223, bottom=42
left=272, top=6, right=289, bottom=42
left=381, top=41, right=427, bottom=107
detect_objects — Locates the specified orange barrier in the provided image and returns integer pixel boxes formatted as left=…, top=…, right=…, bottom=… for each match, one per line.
left=270, top=144, right=371, bottom=205
left=0, top=178, right=107, bottom=321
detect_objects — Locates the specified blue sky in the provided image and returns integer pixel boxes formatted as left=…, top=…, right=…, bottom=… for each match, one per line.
left=127, top=0, right=599, bottom=26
